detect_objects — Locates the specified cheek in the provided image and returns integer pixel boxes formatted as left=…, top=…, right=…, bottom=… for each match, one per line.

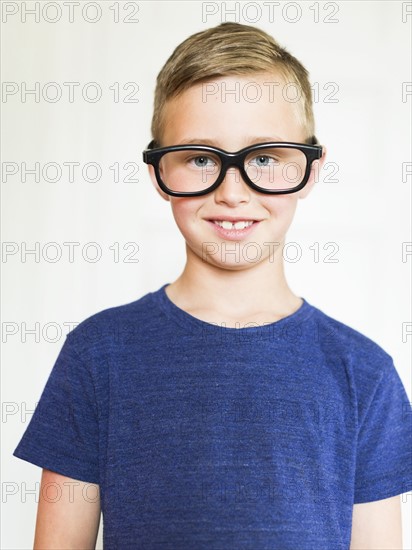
left=169, top=199, right=201, bottom=234
left=266, top=195, right=298, bottom=219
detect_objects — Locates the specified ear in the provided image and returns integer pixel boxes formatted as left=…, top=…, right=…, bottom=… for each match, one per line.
left=298, top=145, right=327, bottom=200
left=147, top=164, right=170, bottom=202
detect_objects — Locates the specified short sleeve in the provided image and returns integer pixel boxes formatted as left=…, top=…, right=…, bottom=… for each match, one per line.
left=354, top=357, right=412, bottom=503
left=12, top=334, right=100, bottom=484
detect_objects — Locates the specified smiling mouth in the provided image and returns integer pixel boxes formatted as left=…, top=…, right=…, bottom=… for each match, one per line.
left=211, top=220, right=255, bottom=230
left=205, top=218, right=263, bottom=231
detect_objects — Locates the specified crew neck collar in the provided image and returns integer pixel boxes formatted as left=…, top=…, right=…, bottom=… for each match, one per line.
left=151, top=283, right=314, bottom=336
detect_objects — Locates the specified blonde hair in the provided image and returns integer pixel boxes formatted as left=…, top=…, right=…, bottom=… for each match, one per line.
left=150, top=22, right=316, bottom=146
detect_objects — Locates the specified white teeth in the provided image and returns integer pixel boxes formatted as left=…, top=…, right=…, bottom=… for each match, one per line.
left=214, top=220, right=254, bottom=230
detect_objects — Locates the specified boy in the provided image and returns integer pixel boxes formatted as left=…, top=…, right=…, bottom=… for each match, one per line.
left=13, top=22, right=411, bottom=549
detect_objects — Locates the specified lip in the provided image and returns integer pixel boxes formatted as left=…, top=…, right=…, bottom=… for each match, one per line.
left=206, top=219, right=261, bottom=241
left=206, top=216, right=261, bottom=222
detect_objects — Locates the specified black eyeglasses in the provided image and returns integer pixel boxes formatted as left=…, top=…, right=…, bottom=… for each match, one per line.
left=142, top=136, right=323, bottom=197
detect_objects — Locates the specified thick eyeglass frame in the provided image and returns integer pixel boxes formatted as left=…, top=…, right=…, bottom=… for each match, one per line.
left=142, top=136, right=323, bottom=197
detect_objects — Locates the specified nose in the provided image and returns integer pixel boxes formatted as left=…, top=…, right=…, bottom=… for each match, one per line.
left=213, top=165, right=251, bottom=204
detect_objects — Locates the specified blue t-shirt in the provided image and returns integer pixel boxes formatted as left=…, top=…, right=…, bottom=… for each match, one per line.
left=13, top=283, right=412, bottom=549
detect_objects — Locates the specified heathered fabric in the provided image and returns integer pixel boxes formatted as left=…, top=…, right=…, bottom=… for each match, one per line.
left=13, top=283, right=412, bottom=549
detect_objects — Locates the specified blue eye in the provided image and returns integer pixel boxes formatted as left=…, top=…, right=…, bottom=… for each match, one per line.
left=256, top=156, right=270, bottom=167
left=250, top=155, right=278, bottom=167
left=193, top=156, right=210, bottom=167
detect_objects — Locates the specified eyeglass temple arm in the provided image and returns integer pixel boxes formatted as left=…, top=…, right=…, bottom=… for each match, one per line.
left=147, top=139, right=157, bottom=149
left=307, top=135, right=319, bottom=145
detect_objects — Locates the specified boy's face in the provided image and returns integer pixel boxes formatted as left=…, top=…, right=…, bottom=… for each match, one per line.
left=148, top=72, right=326, bottom=269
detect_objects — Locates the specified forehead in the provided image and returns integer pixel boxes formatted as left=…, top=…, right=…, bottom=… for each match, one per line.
left=161, top=72, right=305, bottom=146
left=192, top=71, right=291, bottom=99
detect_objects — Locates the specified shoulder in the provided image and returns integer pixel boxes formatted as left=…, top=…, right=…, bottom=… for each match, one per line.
left=311, top=302, right=392, bottom=358
left=308, top=302, right=394, bottom=380
left=307, top=304, right=404, bottom=429
left=65, top=288, right=158, bottom=354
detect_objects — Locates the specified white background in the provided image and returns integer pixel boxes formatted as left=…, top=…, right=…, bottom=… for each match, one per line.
left=2, top=1, right=411, bottom=548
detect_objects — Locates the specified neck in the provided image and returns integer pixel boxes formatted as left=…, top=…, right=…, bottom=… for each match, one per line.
left=165, top=239, right=302, bottom=320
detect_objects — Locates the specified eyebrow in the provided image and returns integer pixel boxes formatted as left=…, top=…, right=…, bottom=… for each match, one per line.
left=174, top=136, right=285, bottom=147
